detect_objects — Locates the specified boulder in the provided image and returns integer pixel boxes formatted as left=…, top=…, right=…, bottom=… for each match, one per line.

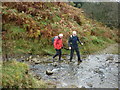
left=46, top=70, right=53, bottom=75
left=53, top=62, right=58, bottom=67
left=87, top=83, right=93, bottom=87
left=31, top=58, right=41, bottom=64
left=29, top=56, right=32, bottom=59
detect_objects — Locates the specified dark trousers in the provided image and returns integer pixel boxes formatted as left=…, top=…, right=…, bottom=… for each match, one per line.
left=53, top=49, right=61, bottom=61
left=70, top=47, right=81, bottom=61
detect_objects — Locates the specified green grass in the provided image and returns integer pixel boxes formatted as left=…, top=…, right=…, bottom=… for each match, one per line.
left=43, top=45, right=70, bottom=55
left=2, top=36, right=116, bottom=56
left=1, top=60, right=47, bottom=88
left=13, top=39, right=45, bottom=55
left=79, top=36, right=115, bottom=54
left=91, top=36, right=105, bottom=45
left=0, top=61, right=2, bottom=88
left=2, top=2, right=118, bottom=57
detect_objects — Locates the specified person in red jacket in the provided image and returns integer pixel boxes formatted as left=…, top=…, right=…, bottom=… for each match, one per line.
left=53, top=34, right=63, bottom=61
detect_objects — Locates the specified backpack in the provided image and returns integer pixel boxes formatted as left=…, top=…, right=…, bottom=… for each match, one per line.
left=52, top=36, right=58, bottom=44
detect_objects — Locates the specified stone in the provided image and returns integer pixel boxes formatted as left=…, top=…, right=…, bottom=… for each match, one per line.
left=79, top=86, right=86, bottom=88
left=37, top=55, right=39, bottom=58
left=46, top=70, right=53, bottom=75
left=29, top=56, right=32, bottom=59
left=26, top=58, right=29, bottom=61
left=87, top=83, right=93, bottom=87
left=53, top=62, right=58, bottom=67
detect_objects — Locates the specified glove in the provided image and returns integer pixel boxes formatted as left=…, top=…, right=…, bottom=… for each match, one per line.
left=69, top=47, right=71, bottom=50
left=81, top=43, right=84, bottom=46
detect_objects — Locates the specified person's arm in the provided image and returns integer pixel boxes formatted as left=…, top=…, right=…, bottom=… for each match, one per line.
left=61, top=39, right=63, bottom=48
left=77, top=36, right=83, bottom=45
left=68, top=37, right=71, bottom=47
left=68, top=36, right=72, bottom=49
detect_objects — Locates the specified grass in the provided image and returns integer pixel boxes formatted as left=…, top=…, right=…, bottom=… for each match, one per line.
left=0, top=61, right=2, bottom=88
left=1, top=60, right=47, bottom=88
left=2, top=2, right=118, bottom=57
left=2, top=2, right=118, bottom=89
left=2, top=34, right=116, bottom=56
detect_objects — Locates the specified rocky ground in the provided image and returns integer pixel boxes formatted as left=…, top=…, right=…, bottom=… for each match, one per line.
left=25, top=43, right=119, bottom=88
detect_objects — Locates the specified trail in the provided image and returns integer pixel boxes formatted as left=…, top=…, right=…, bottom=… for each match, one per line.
left=95, top=43, right=119, bottom=54
left=28, top=43, right=119, bottom=88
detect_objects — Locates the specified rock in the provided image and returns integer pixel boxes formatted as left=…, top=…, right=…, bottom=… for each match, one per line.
left=46, top=81, right=56, bottom=88
left=106, top=56, right=114, bottom=61
left=68, top=85, right=78, bottom=88
left=35, top=74, right=42, bottom=80
left=46, top=70, right=53, bottom=75
left=87, top=83, right=93, bottom=87
left=51, top=76, right=57, bottom=80
left=21, top=59, right=24, bottom=62
left=115, top=61, right=120, bottom=63
left=21, top=56, right=24, bottom=58
left=31, top=58, right=41, bottom=64
left=96, top=57, right=99, bottom=60
left=34, top=61, right=41, bottom=64
left=79, top=86, right=86, bottom=88
left=53, top=62, right=58, bottom=67
left=29, top=56, right=32, bottom=59
left=26, top=58, right=29, bottom=61
left=32, top=58, right=37, bottom=62
left=81, top=11, right=84, bottom=13
left=30, top=68, right=38, bottom=71
left=52, top=68, right=59, bottom=72
left=37, top=55, right=39, bottom=58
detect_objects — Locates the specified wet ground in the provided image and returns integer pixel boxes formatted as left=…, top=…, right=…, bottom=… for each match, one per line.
left=17, top=43, right=119, bottom=88
left=30, top=54, right=119, bottom=88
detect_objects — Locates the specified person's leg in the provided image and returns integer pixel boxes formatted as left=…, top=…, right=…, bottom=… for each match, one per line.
left=70, top=48, right=74, bottom=62
left=53, top=49, right=59, bottom=58
left=75, top=47, right=82, bottom=62
left=58, top=49, right=62, bottom=61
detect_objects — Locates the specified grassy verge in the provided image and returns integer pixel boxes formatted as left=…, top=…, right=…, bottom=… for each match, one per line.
left=2, top=36, right=116, bottom=57
left=1, top=60, right=47, bottom=88
left=0, top=61, right=2, bottom=88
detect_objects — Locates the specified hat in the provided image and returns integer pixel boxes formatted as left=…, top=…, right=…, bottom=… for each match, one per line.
left=59, top=34, right=63, bottom=37
left=73, top=31, right=77, bottom=34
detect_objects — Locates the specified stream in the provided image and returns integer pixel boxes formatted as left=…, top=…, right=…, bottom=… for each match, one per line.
left=15, top=44, right=119, bottom=88
left=29, top=54, right=119, bottom=88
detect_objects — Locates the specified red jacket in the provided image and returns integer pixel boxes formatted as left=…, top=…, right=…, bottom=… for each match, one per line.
left=54, top=37, right=63, bottom=50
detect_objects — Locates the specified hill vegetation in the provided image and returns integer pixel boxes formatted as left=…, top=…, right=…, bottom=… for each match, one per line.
left=70, top=2, right=119, bottom=29
left=2, top=2, right=118, bottom=59
left=1, top=2, right=119, bottom=88
left=1, top=60, right=48, bottom=88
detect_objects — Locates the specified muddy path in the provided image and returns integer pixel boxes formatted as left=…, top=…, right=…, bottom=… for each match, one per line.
left=27, top=43, right=119, bottom=88
left=95, top=43, right=119, bottom=54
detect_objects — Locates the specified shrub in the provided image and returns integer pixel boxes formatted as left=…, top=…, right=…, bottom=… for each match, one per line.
left=2, top=60, right=47, bottom=88
left=91, top=36, right=104, bottom=45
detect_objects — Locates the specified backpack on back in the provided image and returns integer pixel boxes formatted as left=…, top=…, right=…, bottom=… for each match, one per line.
left=52, top=36, right=58, bottom=44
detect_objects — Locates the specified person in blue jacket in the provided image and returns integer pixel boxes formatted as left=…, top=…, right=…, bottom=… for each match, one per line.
left=68, top=31, right=83, bottom=64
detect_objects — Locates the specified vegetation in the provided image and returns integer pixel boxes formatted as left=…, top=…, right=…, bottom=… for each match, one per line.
left=72, top=2, right=119, bottom=29
left=1, top=2, right=119, bottom=88
left=2, top=2, right=118, bottom=59
left=1, top=60, right=47, bottom=88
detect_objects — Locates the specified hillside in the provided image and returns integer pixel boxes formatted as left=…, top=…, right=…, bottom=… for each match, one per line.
left=2, top=2, right=118, bottom=58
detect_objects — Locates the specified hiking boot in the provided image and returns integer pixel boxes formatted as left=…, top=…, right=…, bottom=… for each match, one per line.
left=53, top=57, right=55, bottom=62
left=77, top=60, right=82, bottom=65
left=70, top=59, right=72, bottom=62
left=58, top=60, right=62, bottom=63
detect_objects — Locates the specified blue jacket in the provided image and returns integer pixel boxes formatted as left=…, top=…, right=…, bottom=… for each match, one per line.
left=68, top=35, right=82, bottom=48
